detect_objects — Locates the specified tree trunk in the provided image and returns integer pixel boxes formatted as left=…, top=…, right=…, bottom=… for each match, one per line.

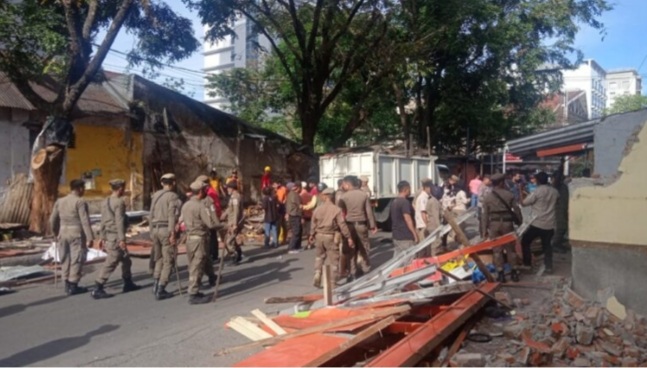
left=29, top=145, right=65, bottom=235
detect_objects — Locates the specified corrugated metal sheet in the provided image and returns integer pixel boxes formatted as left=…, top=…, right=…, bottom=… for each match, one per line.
left=507, top=119, right=599, bottom=156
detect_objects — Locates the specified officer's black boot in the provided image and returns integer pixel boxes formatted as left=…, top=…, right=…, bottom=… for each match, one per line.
left=155, top=284, right=173, bottom=300
left=511, top=270, right=520, bottom=282
left=64, top=280, right=71, bottom=295
left=123, top=278, right=141, bottom=293
left=188, top=292, right=211, bottom=305
left=91, top=282, right=113, bottom=299
left=152, top=279, right=159, bottom=295
left=496, top=271, right=507, bottom=283
left=67, top=282, right=88, bottom=295
left=208, top=274, right=217, bottom=287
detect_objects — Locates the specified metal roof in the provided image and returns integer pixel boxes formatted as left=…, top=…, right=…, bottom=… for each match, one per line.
left=507, top=119, right=599, bottom=157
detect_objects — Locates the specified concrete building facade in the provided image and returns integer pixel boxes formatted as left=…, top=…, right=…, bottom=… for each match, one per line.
left=561, top=59, right=607, bottom=120
left=202, top=18, right=271, bottom=109
left=605, top=69, right=642, bottom=109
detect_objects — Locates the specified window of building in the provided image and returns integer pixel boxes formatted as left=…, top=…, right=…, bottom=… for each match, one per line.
left=609, top=81, right=617, bottom=90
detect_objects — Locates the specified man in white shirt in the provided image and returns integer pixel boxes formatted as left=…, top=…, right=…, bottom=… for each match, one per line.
left=414, top=180, right=433, bottom=243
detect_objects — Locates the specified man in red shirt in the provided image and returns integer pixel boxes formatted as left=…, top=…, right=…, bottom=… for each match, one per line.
left=261, top=166, right=272, bottom=190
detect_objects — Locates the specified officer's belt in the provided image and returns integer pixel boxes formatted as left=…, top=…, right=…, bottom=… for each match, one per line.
left=60, top=225, right=81, bottom=230
left=188, top=235, right=203, bottom=240
left=346, top=221, right=367, bottom=226
left=316, top=232, right=335, bottom=237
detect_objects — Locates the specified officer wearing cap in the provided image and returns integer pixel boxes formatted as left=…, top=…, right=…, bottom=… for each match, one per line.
left=195, top=175, right=220, bottom=287
left=359, top=176, right=372, bottom=198
left=309, top=188, right=354, bottom=287
left=92, top=179, right=141, bottom=299
left=181, top=180, right=220, bottom=304
left=482, top=173, right=523, bottom=283
left=149, top=173, right=180, bottom=300
left=338, top=175, right=377, bottom=281
left=222, top=180, right=244, bottom=264
left=50, top=179, right=95, bottom=295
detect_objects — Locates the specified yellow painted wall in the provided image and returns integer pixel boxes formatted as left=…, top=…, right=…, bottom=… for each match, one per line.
left=570, top=123, right=647, bottom=246
left=60, top=123, right=143, bottom=199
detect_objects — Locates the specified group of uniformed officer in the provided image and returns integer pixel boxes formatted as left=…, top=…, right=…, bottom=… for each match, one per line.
left=49, top=172, right=243, bottom=305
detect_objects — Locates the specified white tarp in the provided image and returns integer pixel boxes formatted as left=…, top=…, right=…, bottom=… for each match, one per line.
left=42, top=243, right=107, bottom=263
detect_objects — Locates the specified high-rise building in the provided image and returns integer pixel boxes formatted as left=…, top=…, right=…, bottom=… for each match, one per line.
left=202, top=18, right=271, bottom=109
left=605, top=69, right=642, bottom=109
left=561, top=59, right=607, bottom=119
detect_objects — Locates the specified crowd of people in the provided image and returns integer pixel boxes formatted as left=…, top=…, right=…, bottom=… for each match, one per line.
left=48, top=165, right=570, bottom=306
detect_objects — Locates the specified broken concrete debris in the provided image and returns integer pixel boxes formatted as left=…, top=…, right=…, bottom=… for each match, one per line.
left=454, top=281, right=647, bottom=367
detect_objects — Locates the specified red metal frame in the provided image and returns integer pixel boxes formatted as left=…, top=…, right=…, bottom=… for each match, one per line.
left=537, top=143, right=587, bottom=157
left=366, top=282, right=500, bottom=367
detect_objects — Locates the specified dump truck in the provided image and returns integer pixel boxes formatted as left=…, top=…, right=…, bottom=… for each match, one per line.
left=319, top=150, right=448, bottom=229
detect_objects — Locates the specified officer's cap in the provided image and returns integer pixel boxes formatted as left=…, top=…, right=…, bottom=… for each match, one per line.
left=109, top=179, right=126, bottom=187
left=321, top=188, right=335, bottom=195
left=161, top=173, right=176, bottom=180
left=196, top=174, right=209, bottom=183
left=491, top=173, right=506, bottom=182
left=190, top=181, right=206, bottom=191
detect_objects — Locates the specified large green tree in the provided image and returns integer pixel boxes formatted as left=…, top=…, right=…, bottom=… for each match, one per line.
left=0, top=0, right=198, bottom=233
left=606, top=94, right=647, bottom=115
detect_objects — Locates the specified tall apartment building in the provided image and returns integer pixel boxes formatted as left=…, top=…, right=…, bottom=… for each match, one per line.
left=202, top=18, right=271, bottom=109
left=605, top=69, right=642, bottom=109
left=561, top=59, right=607, bottom=120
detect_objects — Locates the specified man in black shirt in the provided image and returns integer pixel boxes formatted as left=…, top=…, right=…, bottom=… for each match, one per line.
left=390, top=181, right=419, bottom=257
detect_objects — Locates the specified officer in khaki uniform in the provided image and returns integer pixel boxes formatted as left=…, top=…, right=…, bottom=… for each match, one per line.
left=150, top=173, right=180, bottom=300
left=482, top=173, right=522, bottom=283
left=181, top=181, right=220, bottom=304
left=91, top=179, right=141, bottom=299
left=338, top=175, right=377, bottom=281
left=309, top=188, right=354, bottom=287
left=50, top=179, right=95, bottom=295
left=196, top=175, right=219, bottom=286
left=222, top=181, right=243, bottom=264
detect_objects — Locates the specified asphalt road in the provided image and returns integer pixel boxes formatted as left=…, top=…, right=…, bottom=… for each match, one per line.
left=0, top=231, right=398, bottom=367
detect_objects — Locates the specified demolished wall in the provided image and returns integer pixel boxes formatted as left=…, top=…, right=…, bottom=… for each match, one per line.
left=570, top=119, right=647, bottom=315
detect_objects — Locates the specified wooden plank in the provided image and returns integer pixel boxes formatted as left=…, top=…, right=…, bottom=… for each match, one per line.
left=264, top=294, right=323, bottom=304
left=251, top=309, right=287, bottom=336
left=304, top=316, right=397, bottom=367
left=230, top=317, right=273, bottom=340
left=366, top=283, right=499, bottom=367
left=216, top=304, right=412, bottom=356
left=323, top=265, right=333, bottom=306
left=443, top=210, right=495, bottom=282
left=227, top=319, right=264, bottom=342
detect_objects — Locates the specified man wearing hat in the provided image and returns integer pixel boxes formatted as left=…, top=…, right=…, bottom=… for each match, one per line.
left=49, top=179, right=95, bottom=295
left=309, top=188, right=354, bottom=287
left=481, top=173, right=523, bottom=283
left=195, top=175, right=220, bottom=286
left=149, top=173, right=180, bottom=300
left=338, top=175, right=377, bottom=281
left=92, top=179, right=141, bottom=299
left=261, top=166, right=272, bottom=190
left=181, top=181, right=220, bottom=304
left=223, top=180, right=244, bottom=264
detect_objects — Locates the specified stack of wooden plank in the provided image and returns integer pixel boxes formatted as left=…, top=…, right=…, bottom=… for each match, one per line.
left=217, top=209, right=523, bottom=367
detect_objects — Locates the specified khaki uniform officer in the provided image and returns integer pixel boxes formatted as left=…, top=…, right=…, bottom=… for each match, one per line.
left=196, top=175, right=219, bottom=286
left=482, top=173, right=522, bottom=283
left=92, top=179, right=141, bottom=299
left=150, top=173, right=180, bottom=300
left=338, top=175, right=377, bottom=281
left=309, top=188, right=354, bottom=287
left=50, top=179, right=95, bottom=295
left=181, top=181, right=220, bottom=305
left=223, top=181, right=244, bottom=264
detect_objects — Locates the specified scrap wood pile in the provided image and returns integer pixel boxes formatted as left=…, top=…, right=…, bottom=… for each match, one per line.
left=217, top=209, right=526, bottom=367
left=241, top=205, right=265, bottom=243
left=457, top=281, right=647, bottom=367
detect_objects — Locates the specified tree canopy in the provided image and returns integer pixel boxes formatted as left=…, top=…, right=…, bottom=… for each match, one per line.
left=606, top=94, right=647, bottom=115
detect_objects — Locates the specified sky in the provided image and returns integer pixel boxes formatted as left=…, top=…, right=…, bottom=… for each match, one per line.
left=103, top=0, right=647, bottom=101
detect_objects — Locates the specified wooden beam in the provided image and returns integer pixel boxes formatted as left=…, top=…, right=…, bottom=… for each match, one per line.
left=304, top=315, right=397, bottom=367
left=228, top=317, right=273, bottom=341
left=251, top=309, right=287, bottom=336
left=366, top=283, right=499, bottom=367
left=226, top=320, right=265, bottom=342
left=216, top=304, right=412, bottom=356
left=323, top=264, right=334, bottom=306
left=264, top=294, right=323, bottom=304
